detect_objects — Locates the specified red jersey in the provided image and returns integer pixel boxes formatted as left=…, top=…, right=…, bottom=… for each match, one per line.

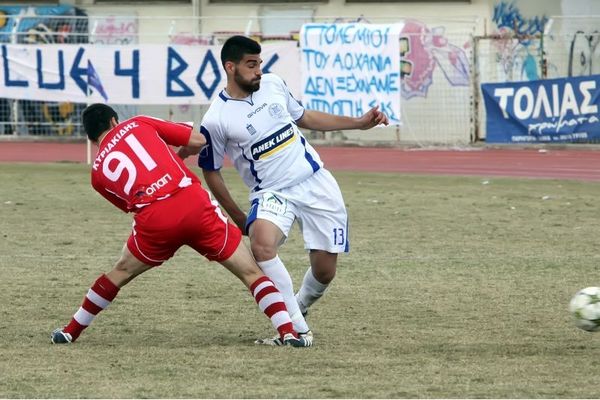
left=91, top=115, right=199, bottom=212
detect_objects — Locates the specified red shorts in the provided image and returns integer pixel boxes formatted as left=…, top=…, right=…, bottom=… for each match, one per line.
left=126, top=183, right=242, bottom=266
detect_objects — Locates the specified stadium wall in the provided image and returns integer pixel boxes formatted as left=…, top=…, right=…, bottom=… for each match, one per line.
left=1, top=0, right=600, bottom=146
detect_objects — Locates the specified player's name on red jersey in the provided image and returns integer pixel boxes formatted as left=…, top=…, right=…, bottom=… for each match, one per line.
left=93, top=121, right=139, bottom=171
left=91, top=116, right=199, bottom=213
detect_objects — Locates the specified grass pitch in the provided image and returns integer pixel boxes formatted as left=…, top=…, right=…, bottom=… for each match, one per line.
left=1, top=163, right=599, bottom=398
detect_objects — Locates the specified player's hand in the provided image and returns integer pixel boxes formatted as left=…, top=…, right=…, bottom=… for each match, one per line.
left=357, top=106, right=389, bottom=129
left=233, top=214, right=248, bottom=236
left=177, top=146, right=192, bottom=159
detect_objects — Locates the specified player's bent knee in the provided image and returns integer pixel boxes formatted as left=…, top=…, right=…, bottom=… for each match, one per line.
left=112, top=251, right=152, bottom=279
left=250, top=241, right=277, bottom=261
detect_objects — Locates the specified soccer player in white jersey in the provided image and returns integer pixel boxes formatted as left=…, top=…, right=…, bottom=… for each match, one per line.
left=196, top=36, right=389, bottom=344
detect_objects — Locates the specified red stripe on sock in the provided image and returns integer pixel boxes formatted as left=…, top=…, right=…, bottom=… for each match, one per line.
left=254, top=285, right=279, bottom=303
left=93, top=274, right=119, bottom=301
left=82, top=297, right=103, bottom=315
left=63, top=319, right=85, bottom=341
left=277, top=322, right=295, bottom=338
left=264, top=302, right=287, bottom=318
left=61, top=275, right=119, bottom=343
left=249, top=275, right=270, bottom=293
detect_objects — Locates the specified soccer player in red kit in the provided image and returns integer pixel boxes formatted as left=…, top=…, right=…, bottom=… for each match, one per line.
left=50, top=103, right=311, bottom=347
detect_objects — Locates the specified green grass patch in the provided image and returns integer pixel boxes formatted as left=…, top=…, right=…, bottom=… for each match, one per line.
left=1, top=163, right=599, bottom=398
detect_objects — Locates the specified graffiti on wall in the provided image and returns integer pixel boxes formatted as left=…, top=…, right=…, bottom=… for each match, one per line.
left=493, top=1, right=546, bottom=36
left=568, top=31, right=600, bottom=77
left=0, top=5, right=87, bottom=135
left=0, top=5, right=87, bottom=44
left=491, top=1, right=547, bottom=81
left=91, top=15, right=137, bottom=45
left=399, top=19, right=470, bottom=99
left=170, top=32, right=213, bottom=46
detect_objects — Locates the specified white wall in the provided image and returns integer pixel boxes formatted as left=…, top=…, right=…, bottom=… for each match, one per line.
left=71, top=0, right=561, bottom=41
left=64, top=0, right=582, bottom=144
left=83, top=3, right=197, bottom=44
left=562, top=0, right=600, bottom=15
left=69, top=0, right=491, bottom=144
left=198, top=0, right=490, bottom=36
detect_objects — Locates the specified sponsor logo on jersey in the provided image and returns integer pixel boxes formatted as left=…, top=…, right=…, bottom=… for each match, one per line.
left=261, top=192, right=287, bottom=215
left=137, top=173, right=172, bottom=196
left=250, top=123, right=296, bottom=160
left=246, top=123, right=257, bottom=135
left=247, top=102, right=268, bottom=119
left=268, top=103, right=284, bottom=119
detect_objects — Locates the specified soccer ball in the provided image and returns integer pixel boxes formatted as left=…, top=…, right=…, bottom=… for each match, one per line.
left=569, top=287, right=600, bottom=332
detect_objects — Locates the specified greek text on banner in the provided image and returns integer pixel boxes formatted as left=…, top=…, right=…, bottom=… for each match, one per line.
left=300, top=23, right=403, bottom=124
left=481, top=75, right=600, bottom=143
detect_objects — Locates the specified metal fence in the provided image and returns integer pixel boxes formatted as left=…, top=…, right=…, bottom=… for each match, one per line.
left=0, top=10, right=479, bottom=146
left=472, top=16, right=600, bottom=143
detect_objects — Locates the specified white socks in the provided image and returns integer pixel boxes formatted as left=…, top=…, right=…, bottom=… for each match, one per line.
left=257, top=256, right=310, bottom=333
left=296, top=267, right=329, bottom=315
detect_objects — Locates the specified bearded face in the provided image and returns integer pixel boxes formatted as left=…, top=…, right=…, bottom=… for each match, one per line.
left=234, top=66, right=261, bottom=93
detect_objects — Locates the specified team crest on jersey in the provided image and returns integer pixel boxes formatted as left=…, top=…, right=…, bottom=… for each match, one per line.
left=268, top=103, right=284, bottom=119
left=246, top=123, right=257, bottom=135
left=250, top=123, right=296, bottom=160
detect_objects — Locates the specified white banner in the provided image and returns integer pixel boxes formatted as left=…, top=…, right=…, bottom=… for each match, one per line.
left=0, top=42, right=299, bottom=104
left=300, top=23, right=403, bottom=124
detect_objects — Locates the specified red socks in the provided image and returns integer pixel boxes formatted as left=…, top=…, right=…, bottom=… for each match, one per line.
left=250, top=276, right=296, bottom=338
left=63, top=274, right=120, bottom=342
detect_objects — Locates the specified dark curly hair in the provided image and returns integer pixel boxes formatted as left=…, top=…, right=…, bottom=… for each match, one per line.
left=81, top=103, right=118, bottom=142
left=220, top=35, right=261, bottom=68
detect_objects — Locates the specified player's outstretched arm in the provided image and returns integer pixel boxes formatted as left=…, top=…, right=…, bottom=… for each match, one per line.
left=297, top=106, right=389, bottom=132
left=202, top=169, right=249, bottom=234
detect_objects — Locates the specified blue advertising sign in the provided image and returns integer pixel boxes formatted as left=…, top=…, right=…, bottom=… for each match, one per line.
left=482, top=75, right=600, bottom=143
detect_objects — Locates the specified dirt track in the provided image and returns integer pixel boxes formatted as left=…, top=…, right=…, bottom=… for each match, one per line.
left=1, top=141, right=599, bottom=181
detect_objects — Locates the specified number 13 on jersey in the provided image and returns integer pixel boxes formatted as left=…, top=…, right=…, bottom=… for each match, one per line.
left=333, top=227, right=346, bottom=246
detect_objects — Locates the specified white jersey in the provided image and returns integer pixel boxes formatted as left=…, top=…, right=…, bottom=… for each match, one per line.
left=198, top=73, right=323, bottom=195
